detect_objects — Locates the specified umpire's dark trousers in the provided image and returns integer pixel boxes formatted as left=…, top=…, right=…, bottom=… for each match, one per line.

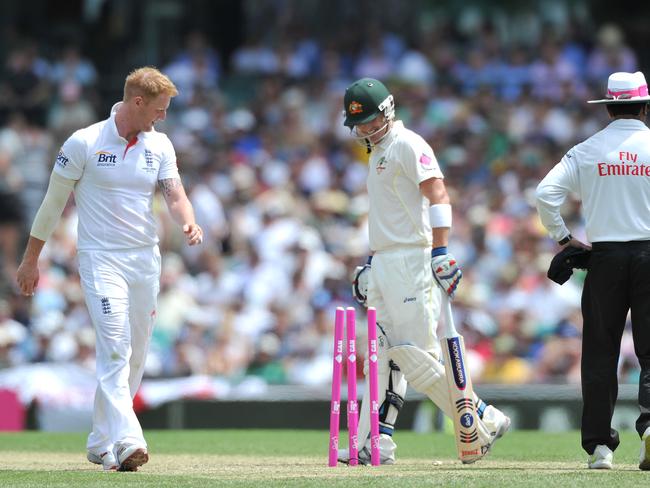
left=581, top=240, right=650, bottom=454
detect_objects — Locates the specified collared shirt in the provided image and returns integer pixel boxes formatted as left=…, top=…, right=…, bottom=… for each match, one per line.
left=53, top=102, right=179, bottom=250
left=367, top=120, right=444, bottom=252
left=537, top=118, right=650, bottom=243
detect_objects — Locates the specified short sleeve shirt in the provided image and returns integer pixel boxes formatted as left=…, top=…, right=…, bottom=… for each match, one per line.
left=366, top=121, right=443, bottom=251
left=53, top=102, right=180, bottom=250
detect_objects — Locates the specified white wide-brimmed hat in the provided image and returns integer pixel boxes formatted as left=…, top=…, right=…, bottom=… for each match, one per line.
left=588, top=71, right=650, bottom=104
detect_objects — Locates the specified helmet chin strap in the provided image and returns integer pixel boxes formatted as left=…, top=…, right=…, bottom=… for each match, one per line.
left=354, top=120, right=393, bottom=153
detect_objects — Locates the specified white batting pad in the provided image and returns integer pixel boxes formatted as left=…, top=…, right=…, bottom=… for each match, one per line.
left=389, top=344, right=492, bottom=445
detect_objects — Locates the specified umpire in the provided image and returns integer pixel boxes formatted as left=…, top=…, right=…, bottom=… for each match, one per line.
left=537, top=71, right=650, bottom=471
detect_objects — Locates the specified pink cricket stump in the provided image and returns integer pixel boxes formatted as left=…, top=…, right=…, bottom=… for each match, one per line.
left=328, top=307, right=345, bottom=467
left=367, top=307, right=381, bottom=466
left=345, top=307, right=359, bottom=466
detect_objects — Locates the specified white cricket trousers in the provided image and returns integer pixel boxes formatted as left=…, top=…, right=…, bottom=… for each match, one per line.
left=79, top=246, right=161, bottom=454
left=368, top=246, right=442, bottom=353
left=355, top=246, right=441, bottom=456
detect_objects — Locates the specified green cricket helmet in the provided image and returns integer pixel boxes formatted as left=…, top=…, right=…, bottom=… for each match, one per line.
left=343, top=78, right=395, bottom=128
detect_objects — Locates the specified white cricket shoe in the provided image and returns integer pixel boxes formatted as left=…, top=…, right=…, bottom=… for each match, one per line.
left=640, top=427, right=650, bottom=470
left=482, top=405, right=511, bottom=442
left=338, top=433, right=397, bottom=465
left=116, top=443, right=149, bottom=472
left=337, top=446, right=395, bottom=465
left=87, top=450, right=118, bottom=471
left=588, top=444, right=613, bottom=469
left=460, top=407, right=511, bottom=465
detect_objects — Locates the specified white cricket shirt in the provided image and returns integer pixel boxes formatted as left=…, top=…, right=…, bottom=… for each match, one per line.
left=367, top=121, right=444, bottom=251
left=53, top=102, right=180, bottom=250
left=537, top=118, right=650, bottom=242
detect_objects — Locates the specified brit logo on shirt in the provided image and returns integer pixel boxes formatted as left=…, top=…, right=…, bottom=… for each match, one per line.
left=55, top=150, right=69, bottom=168
left=95, top=150, right=117, bottom=167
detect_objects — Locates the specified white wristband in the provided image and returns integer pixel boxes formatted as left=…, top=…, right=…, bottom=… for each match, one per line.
left=429, top=203, right=452, bottom=228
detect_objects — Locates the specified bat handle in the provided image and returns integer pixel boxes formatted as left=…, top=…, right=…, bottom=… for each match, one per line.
left=441, top=293, right=459, bottom=338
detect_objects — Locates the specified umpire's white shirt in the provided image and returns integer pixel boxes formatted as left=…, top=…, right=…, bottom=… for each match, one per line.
left=367, top=121, right=444, bottom=251
left=537, top=119, right=650, bottom=243
left=53, top=102, right=179, bottom=250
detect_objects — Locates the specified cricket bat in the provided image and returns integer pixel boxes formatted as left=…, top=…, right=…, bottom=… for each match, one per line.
left=439, top=294, right=483, bottom=463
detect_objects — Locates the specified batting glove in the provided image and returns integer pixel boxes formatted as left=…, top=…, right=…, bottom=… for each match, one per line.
left=431, top=247, right=462, bottom=297
left=352, top=256, right=372, bottom=307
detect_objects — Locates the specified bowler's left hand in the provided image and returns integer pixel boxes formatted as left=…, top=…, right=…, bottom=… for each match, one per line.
left=183, top=223, right=203, bottom=246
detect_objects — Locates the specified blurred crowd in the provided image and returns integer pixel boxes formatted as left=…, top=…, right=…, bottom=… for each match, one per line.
left=0, top=8, right=643, bottom=387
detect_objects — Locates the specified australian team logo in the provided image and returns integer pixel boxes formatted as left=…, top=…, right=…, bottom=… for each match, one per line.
left=349, top=101, right=363, bottom=114
left=95, top=150, right=117, bottom=167
left=376, top=156, right=388, bottom=174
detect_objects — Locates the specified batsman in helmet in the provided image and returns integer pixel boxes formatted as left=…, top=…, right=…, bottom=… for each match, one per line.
left=339, top=78, right=510, bottom=465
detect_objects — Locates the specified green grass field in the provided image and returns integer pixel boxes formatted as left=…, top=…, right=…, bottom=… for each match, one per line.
left=0, top=430, right=647, bottom=487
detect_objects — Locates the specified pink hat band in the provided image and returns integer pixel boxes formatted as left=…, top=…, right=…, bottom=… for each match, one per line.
left=607, top=84, right=649, bottom=99
left=588, top=72, right=650, bottom=104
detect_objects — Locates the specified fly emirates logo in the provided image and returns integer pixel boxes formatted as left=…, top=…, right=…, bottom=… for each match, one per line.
left=598, top=151, right=650, bottom=176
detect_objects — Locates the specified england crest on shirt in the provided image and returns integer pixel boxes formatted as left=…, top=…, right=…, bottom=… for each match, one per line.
left=141, top=149, right=157, bottom=174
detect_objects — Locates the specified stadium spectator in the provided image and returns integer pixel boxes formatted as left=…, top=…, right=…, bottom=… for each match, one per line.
left=49, top=46, right=97, bottom=89
left=0, top=44, right=51, bottom=127
left=0, top=127, right=24, bottom=284
left=586, top=24, right=638, bottom=83
left=163, top=31, right=221, bottom=107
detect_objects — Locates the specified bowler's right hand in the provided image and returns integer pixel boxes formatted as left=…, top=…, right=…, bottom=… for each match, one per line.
left=16, top=260, right=39, bottom=296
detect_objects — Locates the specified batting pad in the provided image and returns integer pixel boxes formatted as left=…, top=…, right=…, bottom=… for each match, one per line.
left=389, top=344, right=492, bottom=444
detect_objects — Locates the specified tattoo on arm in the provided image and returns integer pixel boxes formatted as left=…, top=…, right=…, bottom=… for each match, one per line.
left=158, top=178, right=182, bottom=197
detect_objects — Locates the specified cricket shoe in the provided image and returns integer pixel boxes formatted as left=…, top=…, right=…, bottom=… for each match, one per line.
left=338, top=433, right=397, bottom=465
left=116, top=443, right=149, bottom=472
left=87, top=450, right=118, bottom=471
left=482, top=405, right=511, bottom=443
left=461, top=408, right=511, bottom=465
left=337, top=446, right=395, bottom=465
left=640, top=427, right=650, bottom=470
left=588, top=444, right=613, bottom=469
